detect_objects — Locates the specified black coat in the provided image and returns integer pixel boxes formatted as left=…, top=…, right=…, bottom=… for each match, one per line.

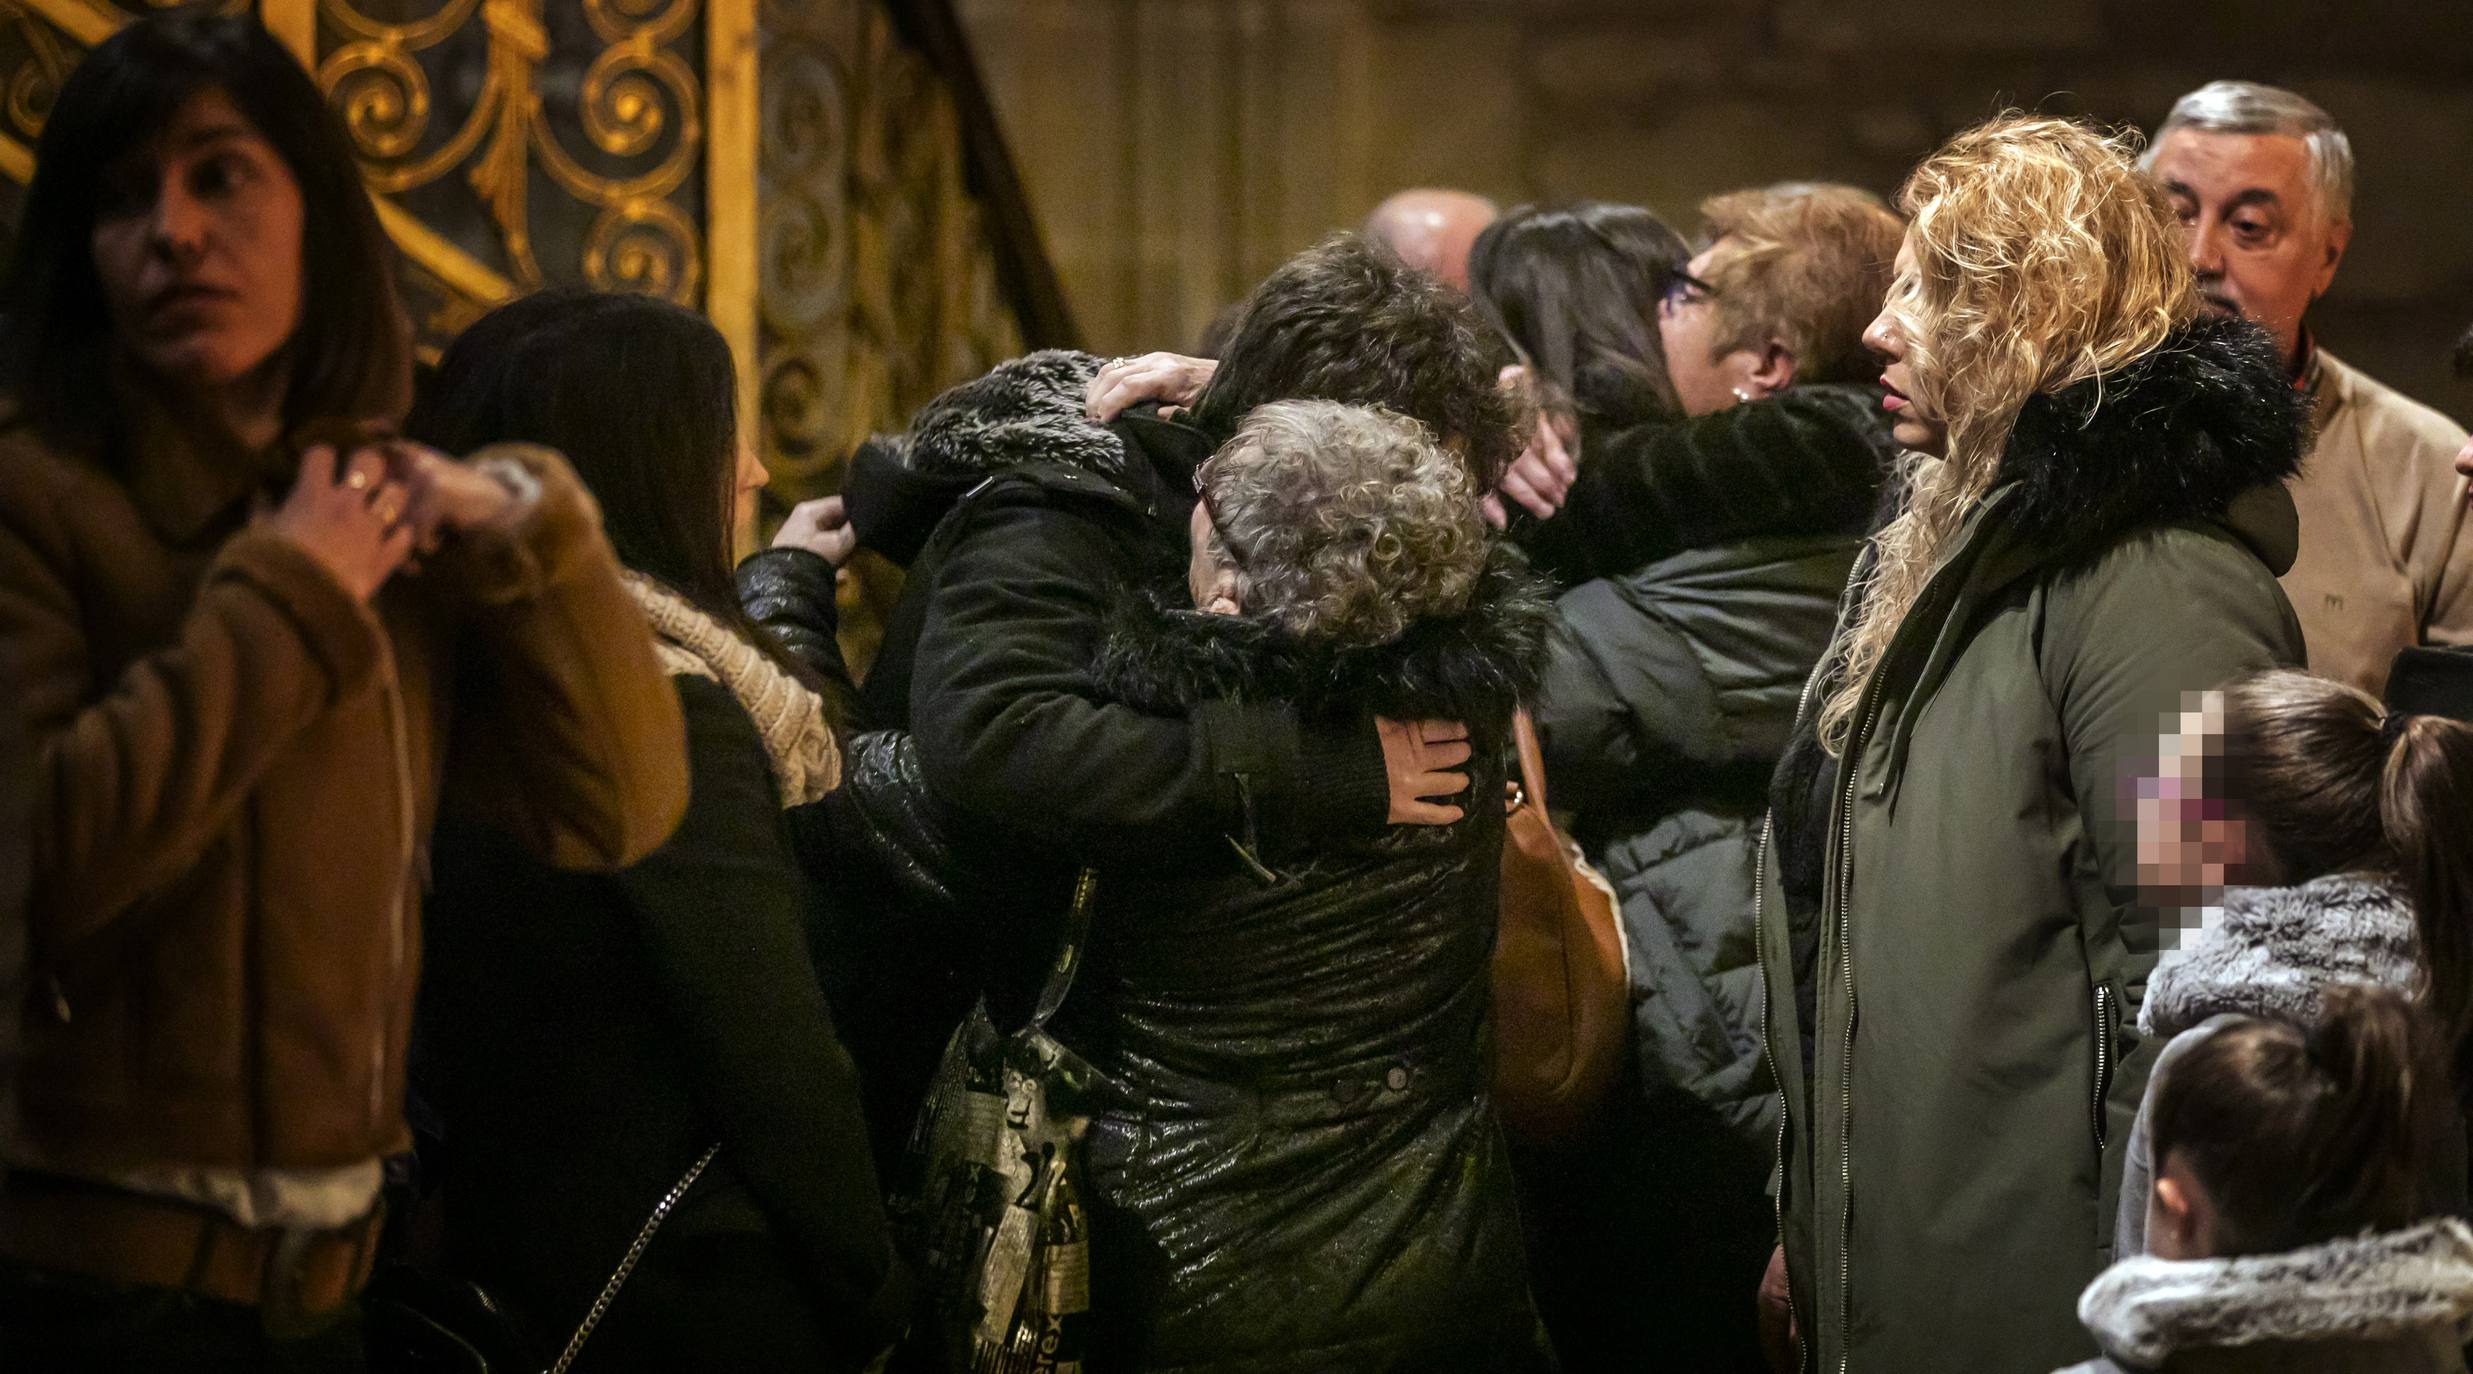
left=417, top=675, right=907, bottom=1372
left=758, top=351, right=1393, bottom=1172
left=0, top=649, right=23, bottom=1079
left=1064, top=549, right=1556, bottom=1373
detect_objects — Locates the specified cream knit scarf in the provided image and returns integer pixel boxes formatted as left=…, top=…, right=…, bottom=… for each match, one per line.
left=622, top=573, right=840, bottom=807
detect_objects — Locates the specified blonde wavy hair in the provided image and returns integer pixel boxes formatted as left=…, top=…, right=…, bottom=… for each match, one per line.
left=1198, top=399, right=1484, bottom=646
left=1816, top=115, right=2199, bottom=754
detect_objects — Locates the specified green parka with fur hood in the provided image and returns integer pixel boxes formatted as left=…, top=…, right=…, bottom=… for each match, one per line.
left=1758, top=317, right=2310, bottom=1373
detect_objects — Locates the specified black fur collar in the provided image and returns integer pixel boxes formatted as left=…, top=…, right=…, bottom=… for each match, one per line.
left=1090, top=545, right=1555, bottom=723
left=1995, top=315, right=2305, bottom=555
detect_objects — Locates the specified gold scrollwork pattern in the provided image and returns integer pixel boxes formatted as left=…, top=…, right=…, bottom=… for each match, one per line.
left=755, top=0, right=1023, bottom=669
left=755, top=0, right=1018, bottom=492
left=314, top=0, right=705, bottom=309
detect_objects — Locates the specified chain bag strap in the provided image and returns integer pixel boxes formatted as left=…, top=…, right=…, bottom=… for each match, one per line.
left=543, top=1140, right=721, bottom=1374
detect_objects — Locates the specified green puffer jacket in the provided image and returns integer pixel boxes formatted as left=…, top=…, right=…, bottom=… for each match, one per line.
left=1757, top=318, right=2310, bottom=1374
left=1521, top=384, right=1890, bottom=1372
left=1537, top=385, right=1891, bottom=1147
left=1549, top=534, right=1859, bottom=1139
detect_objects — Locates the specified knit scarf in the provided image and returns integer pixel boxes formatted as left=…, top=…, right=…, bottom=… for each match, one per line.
left=622, top=573, right=839, bottom=807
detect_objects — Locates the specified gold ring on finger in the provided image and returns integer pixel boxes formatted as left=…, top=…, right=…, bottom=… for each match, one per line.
left=372, top=494, right=404, bottom=526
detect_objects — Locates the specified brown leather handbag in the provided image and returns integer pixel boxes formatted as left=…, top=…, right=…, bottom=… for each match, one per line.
left=1489, top=710, right=1628, bottom=1143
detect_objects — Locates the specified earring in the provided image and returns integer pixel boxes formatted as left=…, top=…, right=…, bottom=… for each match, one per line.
left=1731, top=386, right=1757, bottom=405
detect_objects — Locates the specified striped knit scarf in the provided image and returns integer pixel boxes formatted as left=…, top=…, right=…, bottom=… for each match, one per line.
left=622, top=573, right=840, bottom=807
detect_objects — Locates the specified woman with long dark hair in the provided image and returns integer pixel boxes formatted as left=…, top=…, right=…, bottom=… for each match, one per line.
left=1468, top=193, right=1900, bottom=1372
left=410, top=289, right=908, bottom=1372
left=1465, top=200, right=1689, bottom=431
left=0, top=15, right=687, bottom=1371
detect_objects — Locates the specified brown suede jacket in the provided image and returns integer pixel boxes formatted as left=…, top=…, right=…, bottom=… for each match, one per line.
left=0, top=402, right=688, bottom=1182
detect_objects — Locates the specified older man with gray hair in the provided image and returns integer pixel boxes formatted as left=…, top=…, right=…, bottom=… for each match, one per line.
left=2143, top=80, right=2473, bottom=695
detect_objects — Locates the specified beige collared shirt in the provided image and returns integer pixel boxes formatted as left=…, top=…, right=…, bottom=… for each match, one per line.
left=2279, top=349, right=2473, bottom=696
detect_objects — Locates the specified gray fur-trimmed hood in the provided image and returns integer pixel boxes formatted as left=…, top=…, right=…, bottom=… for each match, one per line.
left=2078, top=1219, right=2473, bottom=1368
left=1089, top=543, right=1555, bottom=724
left=883, top=348, right=1124, bottom=481
left=2141, top=874, right=2418, bottom=1039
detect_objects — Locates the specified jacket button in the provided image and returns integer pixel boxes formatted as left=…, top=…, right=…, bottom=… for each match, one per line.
left=1384, top=1065, right=1409, bottom=1092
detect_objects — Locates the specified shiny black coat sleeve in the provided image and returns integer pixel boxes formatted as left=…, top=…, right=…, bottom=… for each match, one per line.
left=735, top=546, right=857, bottom=726
left=906, top=494, right=1388, bottom=859
left=1518, top=386, right=1890, bottom=587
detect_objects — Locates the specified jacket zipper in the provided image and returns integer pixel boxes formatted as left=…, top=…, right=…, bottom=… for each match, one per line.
left=1765, top=609, right=1838, bottom=1374
left=2090, top=983, right=2115, bottom=1151
left=1830, top=694, right=1881, bottom=1374
left=1749, top=816, right=1796, bottom=1365
left=372, top=635, right=416, bottom=1133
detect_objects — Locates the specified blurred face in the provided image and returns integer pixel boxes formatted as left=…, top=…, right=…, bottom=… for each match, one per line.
left=1658, top=243, right=1764, bottom=417
left=2148, top=129, right=2349, bottom=368
left=1860, top=237, right=1948, bottom=455
left=90, top=88, right=304, bottom=397
left=2134, top=691, right=2257, bottom=913
left=732, top=433, right=769, bottom=532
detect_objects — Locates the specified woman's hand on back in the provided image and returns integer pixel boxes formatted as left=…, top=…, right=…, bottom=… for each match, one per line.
left=1086, top=352, right=1217, bottom=423
left=264, top=445, right=415, bottom=602
left=1482, top=365, right=1578, bottom=529
left=1377, top=717, right=1472, bottom=826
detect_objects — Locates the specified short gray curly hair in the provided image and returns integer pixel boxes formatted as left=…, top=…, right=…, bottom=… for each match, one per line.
left=1198, top=400, right=1485, bottom=646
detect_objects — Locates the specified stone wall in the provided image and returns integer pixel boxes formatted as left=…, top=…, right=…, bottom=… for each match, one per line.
left=958, top=0, right=2473, bottom=424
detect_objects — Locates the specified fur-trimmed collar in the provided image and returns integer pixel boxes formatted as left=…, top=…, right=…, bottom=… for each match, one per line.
left=1995, top=315, right=2305, bottom=559
left=2141, top=874, right=2418, bottom=1039
left=893, top=349, right=1123, bottom=481
left=1089, top=545, right=1555, bottom=723
left=2079, top=1220, right=2473, bottom=1369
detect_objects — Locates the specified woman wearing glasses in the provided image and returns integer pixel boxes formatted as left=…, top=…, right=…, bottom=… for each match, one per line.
left=1465, top=190, right=1903, bottom=1372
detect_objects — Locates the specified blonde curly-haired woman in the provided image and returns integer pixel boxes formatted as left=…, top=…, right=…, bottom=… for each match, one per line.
left=1752, top=116, right=2309, bottom=1373
left=1072, top=400, right=1555, bottom=1372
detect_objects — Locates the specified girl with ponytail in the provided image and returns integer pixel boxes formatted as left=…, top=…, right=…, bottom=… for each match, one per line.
left=2119, top=667, right=2473, bottom=1265
left=2058, top=986, right=2473, bottom=1373
left=2123, top=668, right=2473, bottom=1242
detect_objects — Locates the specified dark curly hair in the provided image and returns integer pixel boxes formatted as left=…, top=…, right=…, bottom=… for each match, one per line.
left=1187, top=231, right=1517, bottom=492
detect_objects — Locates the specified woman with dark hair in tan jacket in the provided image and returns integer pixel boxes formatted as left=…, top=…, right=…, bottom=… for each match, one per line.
left=0, top=14, right=686, bottom=1371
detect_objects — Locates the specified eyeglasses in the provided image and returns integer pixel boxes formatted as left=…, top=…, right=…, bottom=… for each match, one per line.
left=1660, top=270, right=1715, bottom=311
